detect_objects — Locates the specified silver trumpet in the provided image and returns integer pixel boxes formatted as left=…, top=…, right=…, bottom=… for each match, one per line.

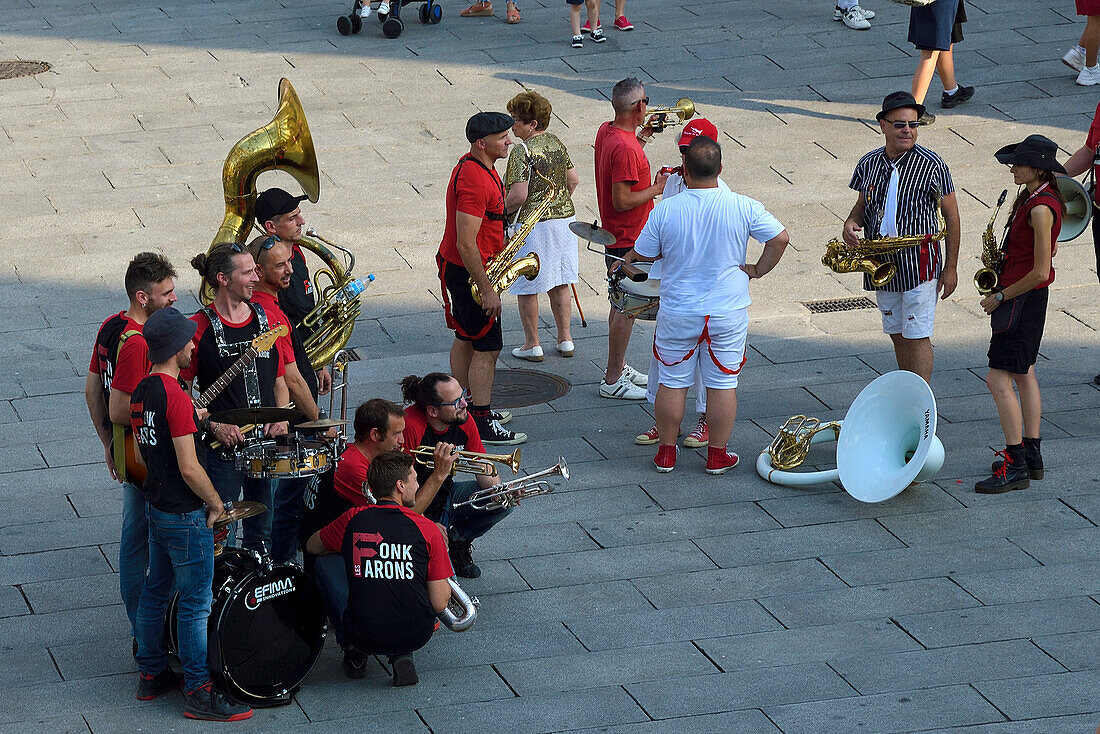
left=438, top=577, right=480, bottom=632
left=453, top=458, right=569, bottom=512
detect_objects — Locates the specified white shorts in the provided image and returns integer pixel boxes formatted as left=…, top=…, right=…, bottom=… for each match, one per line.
left=653, top=310, right=748, bottom=391
left=646, top=353, right=706, bottom=413
left=876, top=279, right=937, bottom=339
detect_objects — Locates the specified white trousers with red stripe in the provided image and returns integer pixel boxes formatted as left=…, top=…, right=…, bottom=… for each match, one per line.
left=653, top=309, right=748, bottom=391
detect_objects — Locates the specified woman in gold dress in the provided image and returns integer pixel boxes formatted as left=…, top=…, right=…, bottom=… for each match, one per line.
left=504, top=91, right=580, bottom=361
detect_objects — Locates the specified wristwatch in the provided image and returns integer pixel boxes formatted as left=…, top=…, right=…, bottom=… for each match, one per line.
left=994, top=291, right=1004, bottom=302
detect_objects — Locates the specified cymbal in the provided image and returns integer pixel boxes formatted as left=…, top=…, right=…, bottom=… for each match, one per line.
left=295, top=418, right=350, bottom=429
left=210, top=407, right=304, bottom=426
left=569, top=220, right=616, bottom=247
left=212, top=501, right=267, bottom=529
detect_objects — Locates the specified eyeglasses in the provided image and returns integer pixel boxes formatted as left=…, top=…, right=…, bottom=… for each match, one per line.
left=432, top=395, right=467, bottom=409
left=885, top=120, right=921, bottom=129
left=636, top=96, right=650, bottom=106
left=259, top=235, right=279, bottom=250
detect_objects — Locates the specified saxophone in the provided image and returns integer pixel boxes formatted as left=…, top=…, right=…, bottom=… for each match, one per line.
left=974, top=189, right=1008, bottom=295
left=470, top=168, right=558, bottom=305
left=823, top=201, right=946, bottom=287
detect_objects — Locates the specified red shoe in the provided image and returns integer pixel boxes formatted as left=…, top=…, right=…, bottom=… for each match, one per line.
left=683, top=415, right=708, bottom=448
left=581, top=19, right=601, bottom=33
left=635, top=424, right=659, bottom=445
left=654, top=444, right=678, bottom=473
left=614, top=15, right=633, bottom=30
left=705, top=448, right=739, bottom=475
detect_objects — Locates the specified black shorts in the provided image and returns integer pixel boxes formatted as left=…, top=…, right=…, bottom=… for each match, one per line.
left=988, top=287, right=1048, bottom=375
left=438, top=254, right=504, bottom=352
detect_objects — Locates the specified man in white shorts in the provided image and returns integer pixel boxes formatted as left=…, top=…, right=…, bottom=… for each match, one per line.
left=843, top=91, right=960, bottom=383
left=627, top=136, right=789, bottom=475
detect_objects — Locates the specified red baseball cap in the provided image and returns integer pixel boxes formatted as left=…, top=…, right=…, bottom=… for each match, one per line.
left=677, top=118, right=719, bottom=147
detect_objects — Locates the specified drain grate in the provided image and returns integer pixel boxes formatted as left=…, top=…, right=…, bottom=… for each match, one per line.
left=492, top=369, right=571, bottom=409
left=0, top=61, right=51, bottom=80
left=802, top=296, right=877, bottom=314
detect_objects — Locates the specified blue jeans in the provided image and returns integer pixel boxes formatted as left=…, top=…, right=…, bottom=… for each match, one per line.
left=205, top=451, right=274, bottom=553
left=313, top=553, right=349, bottom=647
left=431, top=479, right=512, bottom=543
left=135, top=506, right=214, bottom=693
left=270, top=476, right=310, bottom=564
left=119, top=482, right=149, bottom=638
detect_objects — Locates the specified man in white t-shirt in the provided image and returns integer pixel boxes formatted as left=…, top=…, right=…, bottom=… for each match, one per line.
left=627, top=136, right=789, bottom=475
left=636, top=118, right=728, bottom=450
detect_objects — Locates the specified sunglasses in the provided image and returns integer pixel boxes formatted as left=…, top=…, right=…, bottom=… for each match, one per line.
left=885, top=120, right=921, bottom=129
left=258, top=235, right=279, bottom=250
left=636, top=96, right=650, bottom=106
left=433, top=395, right=467, bottom=409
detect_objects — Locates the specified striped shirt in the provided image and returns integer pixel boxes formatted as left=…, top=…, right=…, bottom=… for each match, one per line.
left=849, top=144, right=954, bottom=292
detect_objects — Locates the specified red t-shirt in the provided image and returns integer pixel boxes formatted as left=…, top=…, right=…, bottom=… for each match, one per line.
left=1000, top=185, right=1060, bottom=290
left=249, top=290, right=296, bottom=366
left=1086, top=101, right=1100, bottom=205
left=437, top=155, right=507, bottom=268
left=333, top=444, right=375, bottom=507
left=130, top=373, right=201, bottom=513
left=594, top=122, right=654, bottom=250
left=111, top=329, right=149, bottom=396
left=89, top=312, right=141, bottom=408
left=402, top=404, right=485, bottom=519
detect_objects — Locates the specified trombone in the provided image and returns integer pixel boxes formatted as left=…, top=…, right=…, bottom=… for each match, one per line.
left=408, top=446, right=521, bottom=477
left=453, top=457, right=569, bottom=511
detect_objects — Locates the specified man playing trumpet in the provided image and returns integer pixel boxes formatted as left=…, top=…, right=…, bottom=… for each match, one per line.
left=843, top=91, right=961, bottom=382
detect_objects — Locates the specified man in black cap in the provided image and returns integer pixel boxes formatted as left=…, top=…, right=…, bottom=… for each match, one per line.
left=129, top=307, right=252, bottom=722
left=256, top=188, right=330, bottom=396
left=841, top=91, right=961, bottom=383
left=435, top=111, right=527, bottom=446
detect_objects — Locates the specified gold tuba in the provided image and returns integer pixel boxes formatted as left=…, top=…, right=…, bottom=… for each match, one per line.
left=205, top=78, right=319, bottom=305
left=974, top=189, right=1008, bottom=295
left=823, top=203, right=946, bottom=287
left=470, top=168, right=558, bottom=306
left=297, top=227, right=370, bottom=369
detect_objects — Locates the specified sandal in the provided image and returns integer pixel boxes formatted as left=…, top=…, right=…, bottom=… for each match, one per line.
left=460, top=0, right=493, bottom=16
left=506, top=1, right=520, bottom=23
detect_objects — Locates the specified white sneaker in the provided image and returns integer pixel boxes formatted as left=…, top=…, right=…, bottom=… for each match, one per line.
left=357, top=2, right=372, bottom=15
left=833, top=4, right=874, bottom=20
left=835, top=5, right=870, bottom=30
left=1077, top=64, right=1100, bottom=86
left=599, top=374, right=647, bottom=400
left=1063, top=46, right=1087, bottom=72
left=621, top=363, right=648, bottom=387
left=511, top=345, right=544, bottom=362
left=378, top=1, right=390, bottom=13
left=557, top=340, right=574, bottom=357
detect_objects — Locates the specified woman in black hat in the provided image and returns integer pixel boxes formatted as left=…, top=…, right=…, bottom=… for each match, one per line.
left=975, top=135, right=1065, bottom=494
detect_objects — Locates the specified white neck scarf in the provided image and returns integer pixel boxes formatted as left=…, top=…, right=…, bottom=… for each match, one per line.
left=879, top=164, right=900, bottom=238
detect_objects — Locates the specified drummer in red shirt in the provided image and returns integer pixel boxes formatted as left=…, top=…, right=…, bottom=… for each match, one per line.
left=436, top=111, right=526, bottom=446
left=594, top=78, right=669, bottom=401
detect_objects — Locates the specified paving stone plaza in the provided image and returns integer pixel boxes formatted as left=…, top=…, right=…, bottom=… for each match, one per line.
left=2, top=0, right=1100, bottom=730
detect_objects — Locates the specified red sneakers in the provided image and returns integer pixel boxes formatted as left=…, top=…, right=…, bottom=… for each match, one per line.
left=614, top=15, right=633, bottom=30
left=654, top=444, right=678, bottom=473
left=705, top=448, right=739, bottom=475
left=580, top=19, right=601, bottom=33
left=635, top=424, right=659, bottom=445
left=683, top=415, right=708, bottom=448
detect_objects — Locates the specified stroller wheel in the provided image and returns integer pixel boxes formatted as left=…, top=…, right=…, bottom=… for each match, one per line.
left=382, top=16, right=403, bottom=37
left=337, top=14, right=352, bottom=34
left=351, top=13, right=363, bottom=31
left=429, top=3, right=441, bottom=22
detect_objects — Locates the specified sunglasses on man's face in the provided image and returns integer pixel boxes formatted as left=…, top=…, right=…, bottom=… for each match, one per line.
left=885, top=120, right=921, bottom=130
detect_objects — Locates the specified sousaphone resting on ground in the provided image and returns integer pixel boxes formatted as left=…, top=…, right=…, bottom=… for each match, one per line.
left=206, top=78, right=368, bottom=370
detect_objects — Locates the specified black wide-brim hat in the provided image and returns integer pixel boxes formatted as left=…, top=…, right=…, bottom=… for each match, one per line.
left=876, top=91, right=926, bottom=121
left=994, top=134, right=1067, bottom=174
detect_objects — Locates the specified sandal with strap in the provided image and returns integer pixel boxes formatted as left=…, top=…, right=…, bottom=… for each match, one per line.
left=460, top=0, right=493, bottom=16
left=506, top=1, right=520, bottom=23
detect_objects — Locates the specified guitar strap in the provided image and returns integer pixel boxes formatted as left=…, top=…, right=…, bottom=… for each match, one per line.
left=112, top=328, right=142, bottom=486
left=204, top=303, right=269, bottom=408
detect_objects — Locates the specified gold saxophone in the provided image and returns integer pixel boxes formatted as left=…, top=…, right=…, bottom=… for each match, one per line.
left=470, top=169, right=558, bottom=306
left=823, top=202, right=947, bottom=287
left=974, top=189, right=1008, bottom=295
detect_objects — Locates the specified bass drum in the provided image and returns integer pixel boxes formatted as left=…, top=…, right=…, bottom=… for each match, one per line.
left=165, top=548, right=328, bottom=706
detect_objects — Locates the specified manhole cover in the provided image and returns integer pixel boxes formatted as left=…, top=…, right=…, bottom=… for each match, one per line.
left=0, top=61, right=51, bottom=80
left=802, top=296, right=876, bottom=314
left=492, top=368, right=571, bottom=409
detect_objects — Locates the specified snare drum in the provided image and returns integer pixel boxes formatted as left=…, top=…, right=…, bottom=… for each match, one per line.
left=235, top=438, right=331, bottom=479
left=608, top=261, right=660, bottom=321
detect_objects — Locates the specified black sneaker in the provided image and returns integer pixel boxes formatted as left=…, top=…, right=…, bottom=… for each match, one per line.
left=136, top=668, right=180, bottom=700
left=590, top=27, right=606, bottom=42
left=918, top=111, right=936, bottom=125
left=478, top=418, right=527, bottom=445
left=941, top=85, right=974, bottom=109
left=571, top=34, right=583, bottom=48
left=183, top=682, right=253, bottom=722
left=449, top=539, right=481, bottom=579
left=343, top=647, right=368, bottom=679
left=491, top=408, right=512, bottom=425
left=389, top=654, right=418, bottom=686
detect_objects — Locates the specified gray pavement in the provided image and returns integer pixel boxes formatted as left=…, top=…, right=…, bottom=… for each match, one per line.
left=2, top=0, right=1100, bottom=730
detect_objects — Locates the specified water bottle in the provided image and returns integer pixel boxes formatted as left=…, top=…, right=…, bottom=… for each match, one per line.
left=333, top=274, right=375, bottom=304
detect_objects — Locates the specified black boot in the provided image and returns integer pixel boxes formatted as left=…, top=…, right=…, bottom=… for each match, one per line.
left=449, top=539, right=481, bottom=578
left=991, top=437, right=1044, bottom=480
left=976, top=444, right=1030, bottom=494
left=389, top=654, right=418, bottom=686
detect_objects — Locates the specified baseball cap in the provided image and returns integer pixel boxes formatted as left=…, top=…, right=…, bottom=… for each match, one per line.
left=677, top=118, right=719, bottom=148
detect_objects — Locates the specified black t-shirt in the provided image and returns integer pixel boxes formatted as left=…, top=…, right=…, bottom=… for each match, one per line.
left=130, top=374, right=202, bottom=513
left=90, top=312, right=138, bottom=418
left=318, top=501, right=452, bottom=655
left=298, top=469, right=353, bottom=552
left=290, top=320, right=319, bottom=399
left=279, top=245, right=315, bottom=340
left=402, top=405, right=485, bottom=520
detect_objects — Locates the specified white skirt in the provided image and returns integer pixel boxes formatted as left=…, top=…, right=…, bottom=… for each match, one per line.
left=507, top=217, right=578, bottom=296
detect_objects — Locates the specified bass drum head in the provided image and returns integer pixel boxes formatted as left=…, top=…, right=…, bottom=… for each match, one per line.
left=211, top=565, right=327, bottom=705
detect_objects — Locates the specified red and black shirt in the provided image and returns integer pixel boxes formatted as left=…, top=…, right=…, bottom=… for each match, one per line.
left=319, top=501, right=452, bottom=654
left=402, top=404, right=484, bottom=519
left=437, top=154, right=507, bottom=269
left=252, top=288, right=318, bottom=400
left=278, top=244, right=315, bottom=338
left=1000, top=184, right=1061, bottom=290
left=130, top=373, right=202, bottom=513
left=89, top=311, right=141, bottom=412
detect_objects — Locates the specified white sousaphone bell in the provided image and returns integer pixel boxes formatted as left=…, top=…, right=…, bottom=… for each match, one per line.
left=1056, top=175, right=1093, bottom=243
left=756, top=371, right=945, bottom=503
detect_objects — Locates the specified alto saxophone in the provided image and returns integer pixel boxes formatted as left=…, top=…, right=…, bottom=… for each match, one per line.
left=974, top=189, right=1008, bottom=295
left=470, top=169, right=559, bottom=306
left=823, top=202, right=946, bottom=287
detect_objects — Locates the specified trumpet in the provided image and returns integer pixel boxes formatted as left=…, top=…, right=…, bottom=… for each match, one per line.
left=645, top=98, right=695, bottom=133
left=408, top=446, right=521, bottom=476
left=438, top=577, right=479, bottom=632
left=453, top=457, right=569, bottom=511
